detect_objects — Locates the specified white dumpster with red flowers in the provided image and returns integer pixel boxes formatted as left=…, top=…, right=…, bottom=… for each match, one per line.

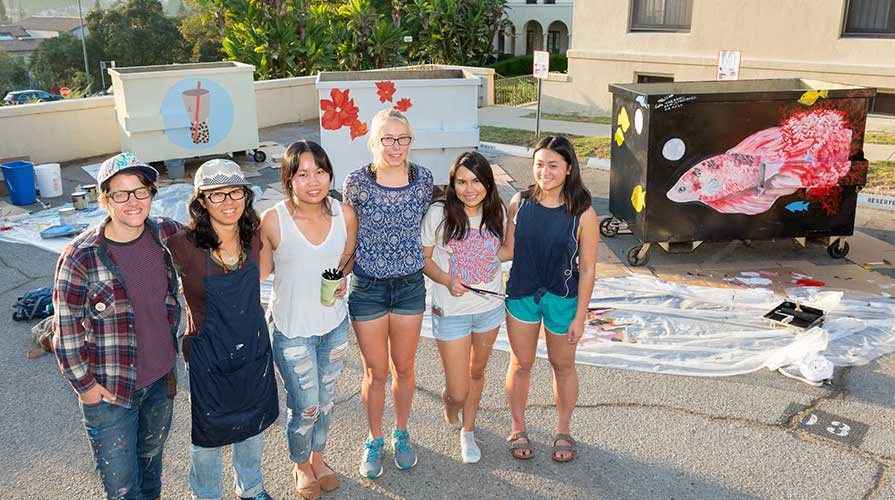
left=315, top=69, right=480, bottom=188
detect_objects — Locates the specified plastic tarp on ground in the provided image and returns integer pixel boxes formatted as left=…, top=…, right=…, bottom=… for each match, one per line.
left=4, top=187, right=894, bottom=377
left=421, top=274, right=895, bottom=377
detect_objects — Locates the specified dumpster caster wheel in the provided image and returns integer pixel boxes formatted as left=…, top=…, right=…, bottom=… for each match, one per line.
left=827, top=240, right=849, bottom=259
left=253, top=149, right=267, bottom=162
left=600, top=217, right=619, bottom=237
left=627, top=245, right=650, bottom=266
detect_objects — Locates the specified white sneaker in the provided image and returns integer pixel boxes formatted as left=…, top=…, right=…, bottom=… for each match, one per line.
left=778, top=365, right=825, bottom=387
left=460, top=430, right=481, bottom=464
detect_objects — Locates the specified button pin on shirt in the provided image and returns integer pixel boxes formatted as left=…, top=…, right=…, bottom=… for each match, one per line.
left=95, top=302, right=107, bottom=312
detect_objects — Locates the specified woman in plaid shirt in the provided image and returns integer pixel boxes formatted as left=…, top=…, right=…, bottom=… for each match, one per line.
left=53, top=152, right=184, bottom=500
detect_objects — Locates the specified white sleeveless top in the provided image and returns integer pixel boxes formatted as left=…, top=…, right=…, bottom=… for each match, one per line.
left=270, top=198, right=348, bottom=338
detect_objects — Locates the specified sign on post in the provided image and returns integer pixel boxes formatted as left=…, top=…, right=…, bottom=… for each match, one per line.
left=532, top=50, right=550, bottom=139
left=59, top=87, right=71, bottom=98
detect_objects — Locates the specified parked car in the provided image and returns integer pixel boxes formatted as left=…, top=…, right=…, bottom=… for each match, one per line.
left=3, top=89, right=64, bottom=105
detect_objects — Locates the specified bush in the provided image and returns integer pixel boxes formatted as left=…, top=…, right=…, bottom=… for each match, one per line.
left=489, top=53, right=567, bottom=77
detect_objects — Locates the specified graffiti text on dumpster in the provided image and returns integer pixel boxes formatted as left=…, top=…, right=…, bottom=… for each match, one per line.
left=655, top=94, right=697, bottom=111
left=666, top=109, right=859, bottom=216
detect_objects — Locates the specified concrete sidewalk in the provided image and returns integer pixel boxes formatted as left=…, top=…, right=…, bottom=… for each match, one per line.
left=2, top=114, right=895, bottom=499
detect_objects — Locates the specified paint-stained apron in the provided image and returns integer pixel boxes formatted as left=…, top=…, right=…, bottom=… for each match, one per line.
left=188, top=253, right=278, bottom=448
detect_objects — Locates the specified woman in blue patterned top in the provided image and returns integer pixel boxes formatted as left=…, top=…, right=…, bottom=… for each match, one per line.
left=342, top=109, right=433, bottom=479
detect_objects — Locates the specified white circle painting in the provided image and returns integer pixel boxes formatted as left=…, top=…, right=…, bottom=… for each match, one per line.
left=634, top=109, right=644, bottom=134
left=662, top=138, right=685, bottom=161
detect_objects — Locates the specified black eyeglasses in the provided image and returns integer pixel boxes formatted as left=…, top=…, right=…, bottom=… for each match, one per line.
left=204, top=189, right=246, bottom=204
left=380, top=136, right=413, bottom=147
left=108, top=187, right=153, bottom=203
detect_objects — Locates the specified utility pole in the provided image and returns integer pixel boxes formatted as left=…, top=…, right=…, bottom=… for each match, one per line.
left=76, top=0, right=92, bottom=92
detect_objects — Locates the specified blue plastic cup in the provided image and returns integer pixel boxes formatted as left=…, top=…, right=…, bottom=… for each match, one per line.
left=1, top=160, right=37, bottom=206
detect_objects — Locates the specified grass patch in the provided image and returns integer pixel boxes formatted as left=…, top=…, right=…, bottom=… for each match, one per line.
left=866, top=160, right=895, bottom=195
left=479, top=126, right=611, bottom=159
left=865, top=132, right=895, bottom=144
left=520, top=112, right=612, bottom=125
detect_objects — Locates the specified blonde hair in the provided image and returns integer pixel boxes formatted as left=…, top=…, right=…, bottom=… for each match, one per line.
left=367, top=108, right=414, bottom=168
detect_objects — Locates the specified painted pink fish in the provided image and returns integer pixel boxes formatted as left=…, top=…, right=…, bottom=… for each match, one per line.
left=666, top=109, right=853, bottom=215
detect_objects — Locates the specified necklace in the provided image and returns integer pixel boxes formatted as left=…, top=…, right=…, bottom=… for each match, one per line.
left=214, top=246, right=241, bottom=266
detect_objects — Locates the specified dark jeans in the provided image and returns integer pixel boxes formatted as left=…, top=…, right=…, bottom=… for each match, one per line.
left=79, top=375, right=174, bottom=500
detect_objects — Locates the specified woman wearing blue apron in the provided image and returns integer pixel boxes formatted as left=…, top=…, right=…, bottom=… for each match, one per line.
left=169, top=159, right=278, bottom=500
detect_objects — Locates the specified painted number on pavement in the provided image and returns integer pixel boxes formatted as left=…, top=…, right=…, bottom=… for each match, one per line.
left=784, top=403, right=868, bottom=447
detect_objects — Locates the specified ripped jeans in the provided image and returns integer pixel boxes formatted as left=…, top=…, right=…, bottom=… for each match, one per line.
left=270, top=316, right=349, bottom=464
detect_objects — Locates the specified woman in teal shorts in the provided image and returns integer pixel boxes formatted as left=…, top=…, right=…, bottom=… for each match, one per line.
left=502, top=135, right=599, bottom=463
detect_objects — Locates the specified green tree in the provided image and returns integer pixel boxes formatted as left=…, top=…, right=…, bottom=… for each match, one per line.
left=28, top=33, right=88, bottom=90
left=333, top=0, right=405, bottom=70
left=87, top=0, right=184, bottom=68
left=0, top=0, right=9, bottom=24
left=217, top=0, right=336, bottom=79
left=402, top=0, right=508, bottom=66
left=0, top=49, right=30, bottom=92
left=176, top=0, right=224, bottom=62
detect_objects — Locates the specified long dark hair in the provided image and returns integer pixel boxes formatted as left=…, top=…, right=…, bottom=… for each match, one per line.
left=187, top=187, right=259, bottom=251
left=281, top=140, right=334, bottom=215
left=439, top=151, right=505, bottom=245
left=521, top=135, right=592, bottom=216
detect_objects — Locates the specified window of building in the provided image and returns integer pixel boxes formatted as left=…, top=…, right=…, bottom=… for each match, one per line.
left=526, top=0, right=537, bottom=4
left=547, top=30, right=561, bottom=53
left=545, top=0, right=557, bottom=4
left=636, top=73, right=674, bottom=84
left=872, top=92, right=895, bottom=115
left=630, top=0, right=693, bottom=31
left=843, top=0, right=895, bottom=36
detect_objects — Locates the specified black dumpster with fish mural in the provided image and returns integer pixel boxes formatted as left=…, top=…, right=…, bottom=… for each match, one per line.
left=603, top=79, right=876, bottom=266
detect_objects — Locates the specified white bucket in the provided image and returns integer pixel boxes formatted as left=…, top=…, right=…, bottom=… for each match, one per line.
left=34, top=163, right=63, bottom=198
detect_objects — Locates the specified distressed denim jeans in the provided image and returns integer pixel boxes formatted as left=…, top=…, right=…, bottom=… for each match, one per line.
left=270, top=316, right=349, bottom=464
left=188, top=432, right=265, bottom=500
left=79, top=375, right=173, bottom=500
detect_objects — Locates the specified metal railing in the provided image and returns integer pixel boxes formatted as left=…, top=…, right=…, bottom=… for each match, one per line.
left=494, top=74, right=537, bottom=107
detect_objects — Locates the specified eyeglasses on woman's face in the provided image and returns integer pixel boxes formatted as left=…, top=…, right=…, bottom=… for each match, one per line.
left=108, top=187, right=153, bottom=203
left=204, top=188, right=246, bottom=204
left=380, top=136, right=413, bottom=147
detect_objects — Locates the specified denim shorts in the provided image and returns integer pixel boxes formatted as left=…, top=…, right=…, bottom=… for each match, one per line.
left=505, top=292, right=578, bottom=335
left=432, top=304, right=505, bottom=342
left=348, top=270, right=426, bottom=322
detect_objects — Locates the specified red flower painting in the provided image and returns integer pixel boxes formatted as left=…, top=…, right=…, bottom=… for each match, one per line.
left=319, top=88, right=359, bottom=131
left=349, top=119, right=369, bottom=140
left=393, top=97, right=413, bottom=112
left=375, top=81, right=396, bottom=103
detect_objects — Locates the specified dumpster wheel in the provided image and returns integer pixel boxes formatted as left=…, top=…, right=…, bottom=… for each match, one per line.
left=252, top=149, right=267, bottom=163
left=600, top=217, right=621, bottom=237
left=827, top=239, right=850, bottom=259
left=626, top=244, right=650, bottom=267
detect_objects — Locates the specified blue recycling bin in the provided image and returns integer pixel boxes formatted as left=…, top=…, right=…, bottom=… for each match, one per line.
left=1, top=160, right=37, bottom=206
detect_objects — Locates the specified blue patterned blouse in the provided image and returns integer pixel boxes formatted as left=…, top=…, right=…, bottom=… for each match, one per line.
left=342, top=163, right=433, bottom=278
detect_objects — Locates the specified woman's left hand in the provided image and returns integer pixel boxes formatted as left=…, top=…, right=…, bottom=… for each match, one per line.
left=567, top=316, right=585, bottom=345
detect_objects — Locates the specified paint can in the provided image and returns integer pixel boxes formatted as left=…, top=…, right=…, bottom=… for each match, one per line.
left=71, top=191, right=88, bottom=210
left=81, top=184, right=98, bottom=203
left=59, top=207, right=77, bottom=225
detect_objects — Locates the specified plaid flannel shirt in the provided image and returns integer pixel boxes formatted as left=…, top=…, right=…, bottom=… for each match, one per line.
left=53, top=217, right=184, bottom=408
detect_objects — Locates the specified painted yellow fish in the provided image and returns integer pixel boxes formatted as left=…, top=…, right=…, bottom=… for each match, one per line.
left=797, top=89, right=829, bottom=106
left=631, top=185, right=646, bottom=212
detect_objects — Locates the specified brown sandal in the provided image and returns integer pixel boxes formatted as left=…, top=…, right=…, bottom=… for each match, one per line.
left=507, top=431, right=534, bottom=460
left=293, top=467, right=321, bottom=500
left=551, top=433, right=577, bottom=463
left=316, top=461, right=340, bottom=493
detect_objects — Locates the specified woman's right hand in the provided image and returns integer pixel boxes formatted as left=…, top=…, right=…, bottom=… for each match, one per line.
left=446, top=275, right=467, bottom=298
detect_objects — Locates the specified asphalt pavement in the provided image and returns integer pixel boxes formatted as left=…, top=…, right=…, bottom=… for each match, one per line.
left=1, top=108, right=894, bottom=499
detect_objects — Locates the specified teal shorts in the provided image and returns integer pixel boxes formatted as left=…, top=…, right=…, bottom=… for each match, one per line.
left=505, top=292, right=577, bottom=335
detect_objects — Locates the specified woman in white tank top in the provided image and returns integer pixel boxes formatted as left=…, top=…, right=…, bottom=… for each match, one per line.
left=259, top=140, right=357, bottom=499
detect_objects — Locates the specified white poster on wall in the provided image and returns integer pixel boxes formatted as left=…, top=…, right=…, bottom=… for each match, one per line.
left=717, top=50, right=741, bottom=81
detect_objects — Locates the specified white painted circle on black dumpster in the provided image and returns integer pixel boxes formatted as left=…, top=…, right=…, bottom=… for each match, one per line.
left=634, top=109, right=644, bottom=134
left=662, top=138, right=685, bottom=161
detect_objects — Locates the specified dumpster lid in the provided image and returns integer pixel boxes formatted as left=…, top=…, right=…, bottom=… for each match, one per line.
left=608, top=78, right=876, bottom=104
left=109, top=61, right=254, bottom=76
left=317, top=68, right=467, bottom=83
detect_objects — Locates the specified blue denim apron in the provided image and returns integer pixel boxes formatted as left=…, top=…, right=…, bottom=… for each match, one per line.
left=188, top=252, right=278, bottom=448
